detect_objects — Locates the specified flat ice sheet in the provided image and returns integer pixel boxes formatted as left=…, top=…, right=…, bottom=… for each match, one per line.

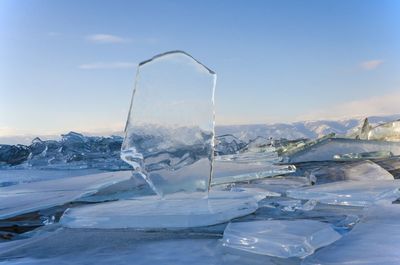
left=60, top=191, right=261, bottom=229
left=0, top=169, right=103, bottom=187
left=0, top=227, right=299, bottom=265
left=303, top=204, right=400, bottom=265
left=287, top=180, right=400, bottom=207
left=222, top=220, right=341, bottom=258
left=0, top=171, right=132, bottom=219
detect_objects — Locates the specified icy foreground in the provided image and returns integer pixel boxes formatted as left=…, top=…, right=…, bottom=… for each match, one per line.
left=303, top=204, right=400, bottom=265
left=222, top=220, right=341, bottom=258
left=60, top=191, right=263, bottom=229
left=0, top=171, right=133, bottom=219
left=286, top=180, right=400, bottom=207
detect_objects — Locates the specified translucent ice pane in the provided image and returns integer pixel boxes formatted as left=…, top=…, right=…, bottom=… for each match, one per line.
left=222, top=220, right=341, bottom=258
left=121, top=51, right=216, bottom=197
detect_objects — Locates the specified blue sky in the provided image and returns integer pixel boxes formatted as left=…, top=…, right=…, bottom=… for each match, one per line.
left=1, top=0, right=400, bottom=139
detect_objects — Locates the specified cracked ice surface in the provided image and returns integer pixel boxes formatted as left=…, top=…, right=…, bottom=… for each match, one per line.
left=222, top=220, right=341, bottom=258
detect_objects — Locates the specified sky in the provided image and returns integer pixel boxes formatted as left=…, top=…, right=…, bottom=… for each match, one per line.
left=1, top=0, right=400, bottom=141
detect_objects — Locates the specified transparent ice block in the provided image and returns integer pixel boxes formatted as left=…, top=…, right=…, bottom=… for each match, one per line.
left=121, top=51, right=216, bottom=197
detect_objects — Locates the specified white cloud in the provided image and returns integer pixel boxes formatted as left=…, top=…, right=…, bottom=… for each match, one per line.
left=297, top=91, right=400, bottom=121
left=78, top=62, right=136, bottom=70
left=360, top=60, right=384, bottom=70
left=86, top=34, right=128, bottom=44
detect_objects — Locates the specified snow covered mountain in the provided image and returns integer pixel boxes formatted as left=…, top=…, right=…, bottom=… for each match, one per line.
left=216, top=114, right=400, bottom=141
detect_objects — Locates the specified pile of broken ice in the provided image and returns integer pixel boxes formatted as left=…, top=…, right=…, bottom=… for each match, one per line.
left=2, top=51, right=400, bottom=265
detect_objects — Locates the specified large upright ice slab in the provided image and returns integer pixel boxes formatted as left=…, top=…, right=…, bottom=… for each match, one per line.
left=303, top=204, right=400, bottom=265
left=121, top=51, right=216, bottom=196
left=286, top=138, right=400, bottom=163
left=222, top=220, right=341, bottom=258
left=60, top=191, right=260, bottom=229
left=286, top=179, right=400, bottom=207
left=0, top=171, right=132, bottom=219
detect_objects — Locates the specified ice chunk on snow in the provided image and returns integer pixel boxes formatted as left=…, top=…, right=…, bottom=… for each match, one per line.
left=287, top=138, right=400, bottom=163
left=0, top=171, right=132, bottom=219
left=60, top=191, right=260, bottom=229
left=222, top=220, right=341, bottom=258
left=287, top=180, right=400, bottom=207
left=303, top=204, right=400, bottom=265
left=121, top=51, right=216, bottom=197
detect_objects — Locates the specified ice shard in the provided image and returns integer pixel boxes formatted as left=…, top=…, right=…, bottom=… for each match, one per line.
left=368, top=119, right=400, bottom=141
left=306, top=160, right=394, bottom=183
left=286, top=179, right=400, bottom=207
left=121, top=51, right=216, bottom=197
left=222, top=220, right=341, bottom=258
left=286, top=138, right=400, bottom=163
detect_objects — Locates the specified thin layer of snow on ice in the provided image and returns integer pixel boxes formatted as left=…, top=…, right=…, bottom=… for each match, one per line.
left=222, top=220, right=341, bottom=258
left=60, top=191, right=261, bottom=229
left=0, top=171, right=132, bottom=219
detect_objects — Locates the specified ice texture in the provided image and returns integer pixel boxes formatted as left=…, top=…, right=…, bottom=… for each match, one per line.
left=60, top=191, right=260, bottom=229
left=212, top=152, right=295, bottom=185
left=0, top=228, right=298, bottom=265
left=121, top=51, right=216, bottom=197
left=0, top=132, right=127, bottom=170
left=286, top=137, right=400, bottom=163
left=367, top=119, right=400, bottom=141
left=222, top=220, right=341, bottom=258
left=333, top=150, right=393, bottom=161
left=306, top=160, right=394, bottom=183
left=303, top=204, right=400, bottom=265
left=286, top=180, right=400, bottom=207
left=0, top=171, right=132, bottom=219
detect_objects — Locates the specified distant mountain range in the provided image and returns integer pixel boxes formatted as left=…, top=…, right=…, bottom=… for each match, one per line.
left=2, top=114, right=400, bottom=145
left=215, top=114, right=400, bottom=141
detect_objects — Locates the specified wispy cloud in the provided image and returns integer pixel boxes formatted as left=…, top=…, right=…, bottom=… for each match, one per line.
left=78, top=62, right=136, bottom=70
left=360, top=60, right=384, bottom=71
left=297, top=91, right=400, bottom=121
left=86, top=34, right=128, bottom=44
